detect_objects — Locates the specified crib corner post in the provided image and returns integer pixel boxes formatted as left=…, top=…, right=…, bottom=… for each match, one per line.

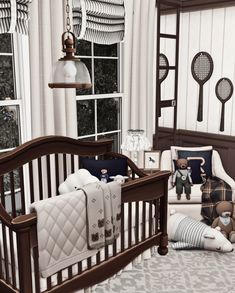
left=16, top=227, right=34, bottom=293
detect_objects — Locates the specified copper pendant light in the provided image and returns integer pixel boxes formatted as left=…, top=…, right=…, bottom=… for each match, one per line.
left=48, top=0, right=91, bottom=89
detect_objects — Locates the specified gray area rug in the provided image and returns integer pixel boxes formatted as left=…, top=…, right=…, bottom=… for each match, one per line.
left=96, top=245, right=235, bottom=293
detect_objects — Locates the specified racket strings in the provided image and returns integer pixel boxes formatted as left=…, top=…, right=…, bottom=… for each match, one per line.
left=217, top=80, right=232, bottom=100
left=159, top=55, right=168, bottom=81
left=194, top=55, right=211, bottom=80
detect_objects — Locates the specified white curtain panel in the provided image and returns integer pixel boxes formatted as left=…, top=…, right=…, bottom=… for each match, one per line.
left=0, top=0, right=32, bottom=34
left=73, top=0, right=125, bottom=44
left=122, top=0, right=157, bottom=146
left=29, top=0, right=77, bottom=138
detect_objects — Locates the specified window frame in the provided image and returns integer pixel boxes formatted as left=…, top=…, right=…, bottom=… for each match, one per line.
left=76, top=42, right=123, bottom=151
left=0, top=33, right=31, bottom=153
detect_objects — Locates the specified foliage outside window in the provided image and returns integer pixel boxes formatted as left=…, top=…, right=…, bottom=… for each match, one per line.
left=76, top=40, right=122, bottom=152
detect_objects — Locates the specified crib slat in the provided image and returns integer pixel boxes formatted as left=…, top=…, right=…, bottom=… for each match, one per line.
left=19, top=167, right=26, bottom=214
left=57, top=270, right=62, bottom=285
left=128, top=202, right=132, bottom=247
left=38, top=158, right=43, bottom=200
left=155, top=199, right=159, bottom=234
left=96, top=251, right=100, bottom=265
left=2, top=225, right=9, bottom=283
left=47, top=277, right=52, bottom=290
left=142, top=201, right=146, bottom=240
left=105, top=245, right=109, bottom=260
left=78, top=261, right=82, bottom=274
left=149, top=200, right=153, bottom=237
left=28, top=162, right=35, bottom=203
left=87, top=257, right=92, bottom=269
left=63, top=154, right=67, bottom=181
left=121, top=203, right=124, bottom=251
left=10, top=171, right=16, bottom=218
left=33, top=247, right=40, bottom=293
left=71, top=154, right=75, bottom=173
left=0, top=238, right=2, bottom=278
left=55, top=154, right=60, bottom=193
left=112, top=239, right=117, bottom=256
left=46, top=155, right=52, bottom=198
left=68, top=266, right=73, bottom=279
left=9, top=230, right=16, bottom=288
left=0, top=176, right=9, bottom=283
left=135, top=201, right=139, bottom=244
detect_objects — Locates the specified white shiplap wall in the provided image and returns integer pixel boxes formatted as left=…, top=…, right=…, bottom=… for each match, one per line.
left=159, top=6, right=235, bottom=136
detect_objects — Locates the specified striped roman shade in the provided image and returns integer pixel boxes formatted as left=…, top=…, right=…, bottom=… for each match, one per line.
left=0, top=0, right=31, bottom=34
left=73, top=0, right=125, bottom=45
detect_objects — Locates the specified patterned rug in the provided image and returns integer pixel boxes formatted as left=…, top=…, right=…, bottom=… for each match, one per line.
left=96, top=244, right=235, bottom=293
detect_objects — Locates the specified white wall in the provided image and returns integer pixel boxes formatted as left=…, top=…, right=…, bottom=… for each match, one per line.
left=159, top=6, right=235, bottom=136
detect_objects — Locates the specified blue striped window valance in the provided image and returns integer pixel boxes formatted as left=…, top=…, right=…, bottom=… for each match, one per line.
left=0, top=0, right=31, bottom=34
left=73, top=0, right=125, bottom=45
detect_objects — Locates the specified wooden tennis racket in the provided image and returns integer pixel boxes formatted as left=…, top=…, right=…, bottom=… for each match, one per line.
left=191, top=52, right=214, bottom=122
left=158, top=53, right=169, bottom=117
left=215, top=78, right=233, bottom=132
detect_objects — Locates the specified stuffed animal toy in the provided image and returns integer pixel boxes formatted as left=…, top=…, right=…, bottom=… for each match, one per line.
left=172, top=158, right=193, bottom=200
left=58, top=169, right=99, bottom=194
left=168, top=211, right=233, bottom=252
left=211, top=201, right=235, bottom=243
left=109, top=175, right=129, bottom=184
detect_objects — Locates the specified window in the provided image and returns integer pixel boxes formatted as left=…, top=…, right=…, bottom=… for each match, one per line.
left=0, top=33, right=31, bottom=214
left=0, top=33, right=31, bottom=154
left=76, top=40, right=122, bottom=152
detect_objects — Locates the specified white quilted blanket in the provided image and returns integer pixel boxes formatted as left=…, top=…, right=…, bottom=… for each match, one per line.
left=30, top=190, right=97, bottom=278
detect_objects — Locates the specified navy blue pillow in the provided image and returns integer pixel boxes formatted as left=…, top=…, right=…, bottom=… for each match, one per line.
left=80, top=157, right=128, bottom=181
left=178, top=150, right=212, bottom=178
left=173, top=159, right=204, bottom=184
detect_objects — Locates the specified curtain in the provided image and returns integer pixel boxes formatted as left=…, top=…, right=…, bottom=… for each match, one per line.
left=0, top=0, right=31, bottom=34
left=122, top=0, right=157, bottom=146
left=73, top=0, right=125, bottom=44
left=29, top=0, right=77, bottom=138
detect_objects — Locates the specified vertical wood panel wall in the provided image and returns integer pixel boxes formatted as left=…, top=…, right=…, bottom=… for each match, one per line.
left=159, top=6, right=235, bottom=136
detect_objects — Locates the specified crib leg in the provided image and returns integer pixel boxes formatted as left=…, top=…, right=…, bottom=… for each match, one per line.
left=158, top=234, right=168, bottom=255
left=158, top=179, right=168, bottom=256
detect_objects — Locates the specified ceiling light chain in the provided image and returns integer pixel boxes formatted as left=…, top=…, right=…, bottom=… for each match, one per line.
left=66, top=0, right=71, bottom=32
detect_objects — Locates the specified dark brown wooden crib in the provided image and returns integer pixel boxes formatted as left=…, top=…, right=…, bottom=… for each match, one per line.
left=0, top=136, right=170, bottom=293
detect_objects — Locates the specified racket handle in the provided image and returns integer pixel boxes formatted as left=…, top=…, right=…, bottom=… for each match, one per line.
left=220, top=103, right=225, bottom=132
left=197, top=85, right=203, bottom=122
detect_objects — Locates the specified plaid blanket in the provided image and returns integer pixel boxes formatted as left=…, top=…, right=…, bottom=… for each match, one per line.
left=201, top=176, right=232, bottom=225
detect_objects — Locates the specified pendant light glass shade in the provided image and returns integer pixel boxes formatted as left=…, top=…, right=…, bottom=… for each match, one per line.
left=49, top=59, right=91, bottom=89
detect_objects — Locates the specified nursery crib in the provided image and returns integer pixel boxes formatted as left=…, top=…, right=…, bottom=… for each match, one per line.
left=0, top=136, right=170, bottom=293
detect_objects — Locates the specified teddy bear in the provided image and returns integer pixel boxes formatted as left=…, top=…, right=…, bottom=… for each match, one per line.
left=211, top=201, right=235, bottom=243
left=172, top=158, right=193, bottom=200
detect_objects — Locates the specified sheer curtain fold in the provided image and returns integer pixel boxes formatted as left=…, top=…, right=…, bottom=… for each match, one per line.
left=122, top=0, right=157, bottom=145
left=29, top=0, right=77, bottom=138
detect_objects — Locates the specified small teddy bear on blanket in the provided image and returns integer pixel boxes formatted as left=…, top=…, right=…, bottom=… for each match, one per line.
left=211, top=201, right=235, bottom=243
left=172, top=158, right=193, bottom=200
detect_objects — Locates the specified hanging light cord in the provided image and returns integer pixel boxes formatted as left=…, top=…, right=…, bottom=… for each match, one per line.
left=66, top=0, right=71, bottom=33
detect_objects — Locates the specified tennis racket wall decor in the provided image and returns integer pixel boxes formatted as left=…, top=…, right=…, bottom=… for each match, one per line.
left=191, top=52, right=214, bottom=122
left=158, top=53, right=169, bottom=117
left=215, top=78, right=233, bottom=132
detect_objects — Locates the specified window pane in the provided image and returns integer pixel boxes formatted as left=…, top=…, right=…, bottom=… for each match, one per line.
left=76, top=58, right=92, bottom=96
left=97, top=98, right=120, bottom=133
left=78, top=136, right=95, bottom=142
left=76, top=39, right=92, bottom=56
left=0, top=105, right=20, bottom=149
left=0, top=34, right=12, bottom=53
left=94, top=44, right=117, bottom=57
left=77, top=100, right=95, bottom=136
left=97, top=132, right=120, bottom=152
left=0, top=56, right=15, bottom=100
left=94, top=59, right=118, bottom=94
